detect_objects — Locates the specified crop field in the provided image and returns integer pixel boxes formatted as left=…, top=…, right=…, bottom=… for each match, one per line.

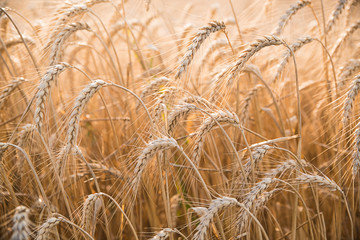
left=0, top=0, right=359, bottom=239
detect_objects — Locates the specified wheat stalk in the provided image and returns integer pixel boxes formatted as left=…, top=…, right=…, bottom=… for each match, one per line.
left=34, top=63, right=69, bottom=133
left=0, top=77, right=25, bottom=110
left=175, top=21, right=225, bottom=79
left=11, top=205, right=30, bottom=240
left=273, top=0, right=311, bottom=36
left=343, top=74, right=360, bottom=126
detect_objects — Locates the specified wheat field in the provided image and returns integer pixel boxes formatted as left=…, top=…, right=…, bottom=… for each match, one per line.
left=0, top=0, right=359, bottom=239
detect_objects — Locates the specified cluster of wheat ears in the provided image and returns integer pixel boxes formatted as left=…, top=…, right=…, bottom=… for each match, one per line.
left=0, top=0, right=359, bottom=239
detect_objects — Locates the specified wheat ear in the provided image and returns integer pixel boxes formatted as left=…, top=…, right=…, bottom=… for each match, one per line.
left=331, top=20, right=360, bottom=57
left=338, top=59, right=360, bottom=88
left=175, top=21, right=225, bottom=79
left=343, top=74, right=360, bottom=126
left=326, top=0, right=348, bottom=33
left=240, top=84, right=263, bottom=125
left=11, top=205, right=30, bottom=240
left=296, top=173, right=341, bottom=191
left=149, top=228, right=176, bottom=240
left=0, top=35, right=34, bottom=52
left=353, top=126, right=360, bottom=179
left=49, top=22, right=91, bottom=65
left=138, top=77, right=171, bottom=107
left=34, top=63, right=69, bottom=133
left=132, top=138, right=177, bottom=192
left=167, top=103, right=197, bottom=135
left=273, top=0, right=311, bottom=36
left=0, top=77, right=25, bottom=110
left=227, top=35, right=285, bottom=85
left=153, top=86, right=178, bottom=121
left=243, top=145, right=272, bottom=181
left=265, top=159, right=306, bottom=177
left=273, top=36, right=313, bottom=83
left=237, top=188, right=278, bottom=233
left=35, top=217, right=61, bottom=240
left=193, top=197, right=240, bottom=240
left=46, top=4, right=88, bottom=50
left=82, top=193, right=102, bottom=236
left=193, top=110, right=239, bottom=165
left=59, top=80, right=106, bottom=175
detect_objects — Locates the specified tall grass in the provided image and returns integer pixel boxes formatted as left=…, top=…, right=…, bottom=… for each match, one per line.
left=0, top=0, right=359, bottom=239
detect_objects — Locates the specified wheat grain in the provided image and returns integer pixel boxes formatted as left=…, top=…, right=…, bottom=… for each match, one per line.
left=66, top=80, right=107, bottom=150
left=265, top=159, right=300, bottom=177
left=175, top=21, right=225, bottom=79
left=237, top=189, right=278, bottom=233
left=46, top=4, right=88, bottom=49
